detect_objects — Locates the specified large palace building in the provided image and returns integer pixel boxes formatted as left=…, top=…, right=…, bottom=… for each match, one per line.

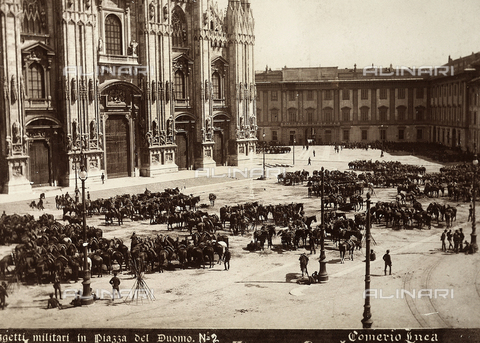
left=256, top=53, right=480, bottom=152
left=0, top=0, right=257, bottom=194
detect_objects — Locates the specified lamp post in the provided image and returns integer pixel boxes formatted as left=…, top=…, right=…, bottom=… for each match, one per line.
left=362, top=192, right=373, bottom=328
left=78, top=164, right=93, bottom=305
left=293, top=137, right=296, bottom=165
left=318, top=167, right=328, bottom=282
left=262, top=130, right=266, bottom=180
left=472, top=156, right=478, bottom=253
left=74, top=150, right=79, bottom=203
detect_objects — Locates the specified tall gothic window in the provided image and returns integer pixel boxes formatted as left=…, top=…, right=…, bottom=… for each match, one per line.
left=28, top=63, right=44, bottom=99
left=174, top=71, right=185, bottom=99
left=212, top=72, right=221, bottom=99
left=22, top=0, right=47, bottom=34
left=105, top=14, right=122, bottom=55
left=172, top=8, right=187, bottom=48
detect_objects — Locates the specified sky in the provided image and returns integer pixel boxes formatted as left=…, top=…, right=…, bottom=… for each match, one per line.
left=217, top=0, right=480, bottom=71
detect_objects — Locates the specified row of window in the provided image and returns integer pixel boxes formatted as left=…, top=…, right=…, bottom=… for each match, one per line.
left=269, top=128, right=424, bottom=142
left=267, top=106, right=424, bottom=122
left=432, top=83, right=463, bottom=98
left=267, top=88, right=424, bottom=102
left=23, top=63, right=223, bottom=101
left=174, top=71, right=223, bottom=100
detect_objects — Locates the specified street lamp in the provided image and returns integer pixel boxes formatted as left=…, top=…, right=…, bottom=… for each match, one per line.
left=293, top=137, right=296, bottom=165
left=262, top=130, right=266, bottom=180
left=78, top=164, right=93, bottom=305
left=74, top=150, right=79, bottom=204
left=362, top=192, right=373, bottom=328
left=318, top=167, right=328, bottom=282
left=472, top=156, right=478, bottom=253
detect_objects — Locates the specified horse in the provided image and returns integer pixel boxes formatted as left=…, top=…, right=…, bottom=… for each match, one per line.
left=299, top=253, right=309, bottom=278
left=0, top=254, right=14, bottom=276
left=304, top=215, right=317, bottom=229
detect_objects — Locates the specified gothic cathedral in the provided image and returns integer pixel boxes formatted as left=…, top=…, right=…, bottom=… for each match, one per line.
left=0, top=0, right=257, bottom=194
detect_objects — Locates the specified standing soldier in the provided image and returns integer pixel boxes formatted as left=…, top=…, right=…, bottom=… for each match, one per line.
left=53, top=273, right=62, bottom=299
left=0, top=281, right=8, bottom=310
left=224, top=248, right=231, bottom=271
left=441, top=230, right=447, bottom=252
left=109, top=272, right=121, bottom=300
left=453, top=230, right=459, bottom=253
left=447, top=230, right=453, bottom=250
left=459, top=228, right=465, bottom=252
left=383, top=250, right=392, bottom=275
left=308, top=234, right=316, bottom=255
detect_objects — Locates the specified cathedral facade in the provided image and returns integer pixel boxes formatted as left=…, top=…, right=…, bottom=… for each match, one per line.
left=0, top=0, right=257, bottom=194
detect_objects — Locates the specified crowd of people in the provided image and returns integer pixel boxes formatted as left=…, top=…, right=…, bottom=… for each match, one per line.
left=440, top=228, right=473, bottom=254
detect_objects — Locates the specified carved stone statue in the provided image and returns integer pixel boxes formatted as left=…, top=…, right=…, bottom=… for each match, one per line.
left=129, top=40, right=138, bottom=56
left=12, top=122, right=21, bottom=144
left=10, top=76, right=17, bottom=103
left=90, top=120, right=97, bottom=140
left=149, top=2, right=155, bottom=20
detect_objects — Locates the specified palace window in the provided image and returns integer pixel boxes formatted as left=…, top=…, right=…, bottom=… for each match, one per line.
left=289, top=91, right=296, bottom=101
left=416, top=87, right=424, bottom=99
left=361, top=130, right=368, bottom=140
left=324, top=108, right=333, bottom=122
left=271, top=91, right=278, bottom=101
left=288, top=109, right=296, bottom=122
left=398, top=129, right=405, bottom=140
left=342, top=108, right=350, bottom=121
left=416, top=107, right=425, bottom=121
left=417, top=129, right=423, bottom=140
left=307, top=90, right=313, bottom=101
left=271, top=109, right=279, bottom=122
left=342, top=89, right=350, bottom=100
left=307, top=110, right=314, bottom=123
left=379, top=88, right=387, bottom=99
left=324, top=90, right=332, bottom=100
left=379, top=107, right=388, bottom=122
left=27, top=63, right=45, bottom=99
left=343, top=130, right=350, bottom=142
left=360, top=107, right=369, bottom=121
left=272, top=131, right=278, bottom=141
left=174, top=70, right=185, bottom=99
left=397, top=106, right=406, bottom=121
left=398, top=88, right=405, bottom=99
left=380, top=129, right=386, bottom=141
left=105, top=14, right=122, bottom=55
left=361, top=89, right=368, bottom=100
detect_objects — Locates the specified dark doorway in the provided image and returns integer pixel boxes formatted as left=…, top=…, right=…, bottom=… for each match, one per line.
left=30, top=140, right=50, bottom=186
left=175, top=134, right=188, bottom=169
left=106, top=116, right=130, bottom=178
left=213, top=131, right=224, bottom=166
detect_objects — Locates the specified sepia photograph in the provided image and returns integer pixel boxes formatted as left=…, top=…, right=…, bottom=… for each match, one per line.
left=1, top=0, right=480, bottom=342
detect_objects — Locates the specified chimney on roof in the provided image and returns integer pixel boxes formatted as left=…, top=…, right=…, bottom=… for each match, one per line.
left=354, top=64, right=356, bottom=72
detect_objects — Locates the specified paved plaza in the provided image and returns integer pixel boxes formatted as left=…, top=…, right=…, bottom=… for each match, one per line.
left=1, top=146, right=479, bottom=330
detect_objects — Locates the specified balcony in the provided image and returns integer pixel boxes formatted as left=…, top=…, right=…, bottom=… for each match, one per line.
left=98, top=54, right=139, bottom=66
left=175, top=98, right=191, bottom=108
left=213, top=99, right=227, bottom=108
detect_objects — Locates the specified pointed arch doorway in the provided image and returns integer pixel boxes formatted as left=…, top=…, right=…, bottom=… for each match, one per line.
left=213, top=113, right=230, bottom=166
left=100, top=81, right=142, bottom=179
